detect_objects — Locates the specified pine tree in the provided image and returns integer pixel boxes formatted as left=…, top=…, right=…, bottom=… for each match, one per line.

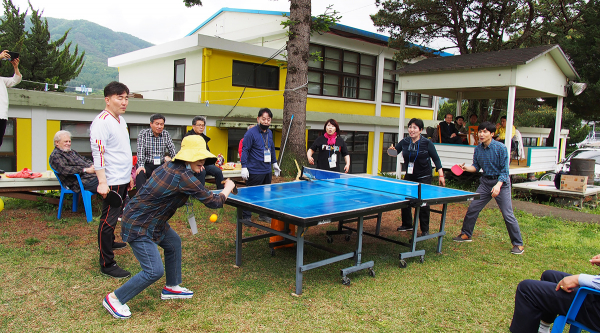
left=0, top=0, right=26, bottom=78
left=0, top=0, right=84, bottom=91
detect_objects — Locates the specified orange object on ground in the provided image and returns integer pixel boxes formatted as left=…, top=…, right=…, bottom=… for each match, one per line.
left=5, top=168, right=42, bottom=178
left=270, top=218, right=296, bottom=249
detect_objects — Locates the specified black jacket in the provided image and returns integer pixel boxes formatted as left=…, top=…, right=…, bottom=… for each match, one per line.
left=184, top=129, right=211, bottom=152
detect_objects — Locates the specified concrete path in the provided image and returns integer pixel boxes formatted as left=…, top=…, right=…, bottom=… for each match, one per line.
left=485, top=200, right=600, bottom=224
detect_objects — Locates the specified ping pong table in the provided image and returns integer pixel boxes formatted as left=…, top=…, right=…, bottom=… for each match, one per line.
left=225, top=167, right=478, bottom=295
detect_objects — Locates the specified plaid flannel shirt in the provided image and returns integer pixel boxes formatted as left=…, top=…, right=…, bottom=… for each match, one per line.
left=136, top=128, right=176, bottom=168
left=49, top=147, right=97, bottom=192
left=121, top=161, right=227, bottom=243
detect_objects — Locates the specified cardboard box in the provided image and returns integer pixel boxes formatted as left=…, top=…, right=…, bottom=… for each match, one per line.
left=560, top=175, right=588, bottom=192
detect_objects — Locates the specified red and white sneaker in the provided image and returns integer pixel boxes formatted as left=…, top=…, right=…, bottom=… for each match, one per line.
left=161, top=285, right=194, bottom=300
left=103, top=293, right=131, bottom=319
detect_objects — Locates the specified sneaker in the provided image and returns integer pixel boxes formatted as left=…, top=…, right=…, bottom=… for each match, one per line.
left=100, top=263, right=131, bottom=279
left=258, top=216, right=271, bottom=223
left=103, top=294, right=131, bottom=319
left=421, top=231, right=429, bottom=237
left=112, top=242, right=127, bottom=250
left=161, top=286, right=194, bottom=300
left=397, top=226, right=414, bottom=232
left=452, top=233, right=472, bottom=242
left=237, top=218, right=252, bottom=224
left=511, top=245, right=525, bottom=255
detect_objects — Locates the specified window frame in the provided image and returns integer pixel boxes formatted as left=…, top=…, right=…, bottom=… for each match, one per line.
left=232, top=60, right=280, bottom=91
left=174, top=58, right=186, bottom=101
left=0, top=118, right=16, bottom=171
left=383, top=59, right=433, bottom=107
left=308, top=44, right=376, bottom=101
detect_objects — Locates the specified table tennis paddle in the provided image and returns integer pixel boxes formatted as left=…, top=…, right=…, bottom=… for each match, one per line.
left=387, top=148, right=398, bottom=157
left=105, top=190, right=123, bottom=208
left=451, top=164, right=464, bottom=176
left=221, top=179, right=238, bottom=195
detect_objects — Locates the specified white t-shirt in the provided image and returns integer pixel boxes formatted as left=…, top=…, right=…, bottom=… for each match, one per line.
left=90, top=110, right=132, bottom=186
left=0, top=74, right=22, bottom=119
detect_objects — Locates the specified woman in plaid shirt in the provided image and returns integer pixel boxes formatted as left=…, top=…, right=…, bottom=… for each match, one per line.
left=102, top=135, right=235, bottom=319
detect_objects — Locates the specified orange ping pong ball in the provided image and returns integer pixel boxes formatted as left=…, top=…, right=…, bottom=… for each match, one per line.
left=210, top=214, right=218, bottom=222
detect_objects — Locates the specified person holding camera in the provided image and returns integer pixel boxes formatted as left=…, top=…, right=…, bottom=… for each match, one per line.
left=0, top=50, right=21, bottom=159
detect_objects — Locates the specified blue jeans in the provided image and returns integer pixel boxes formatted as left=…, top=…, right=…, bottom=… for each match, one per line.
left=195, top=164, right=224, bottom=189
left=114, top=228, right=182, bottom=304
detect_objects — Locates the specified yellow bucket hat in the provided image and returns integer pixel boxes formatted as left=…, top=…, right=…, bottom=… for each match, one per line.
left=173, top=135, right=217, bottom=165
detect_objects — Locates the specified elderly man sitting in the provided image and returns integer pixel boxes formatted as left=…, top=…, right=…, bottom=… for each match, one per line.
left=49, top=130, right=98, bottom=193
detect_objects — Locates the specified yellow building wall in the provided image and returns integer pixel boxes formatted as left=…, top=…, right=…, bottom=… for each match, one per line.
left=273, top=130, right=282, bottom=160
left=202, top=49, right=286, bottom=109
left=306, top=98, right=376, bottom=116
left=366, top=132, right=374, bottom=174
left=205, top=126, right=229, bottom=162
left=381, top=105, right=434, bottom=120
left=47, top=120, right=60, bottom=170
left=16, top=118, right=31, bottom=170
left=377, top=132, right=384, bottom=173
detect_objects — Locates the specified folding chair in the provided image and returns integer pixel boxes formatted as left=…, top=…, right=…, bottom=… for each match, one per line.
left=50, top=165, right=94, bottom=223
left=468, top=126, right=479, bottom=145
left=550, top=287, right=600, bottom=333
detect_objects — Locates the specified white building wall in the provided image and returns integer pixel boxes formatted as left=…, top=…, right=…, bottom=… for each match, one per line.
left=118, top=58, right=176, bottom=101
left=194, top=12, right=287, bottom=43
left=117, top=50, right=205, bottom=103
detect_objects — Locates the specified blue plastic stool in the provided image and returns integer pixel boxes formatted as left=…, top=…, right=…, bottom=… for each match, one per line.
left=551, top=287, right=600, bottom=333
left=50, top=165, right=94, bottom=223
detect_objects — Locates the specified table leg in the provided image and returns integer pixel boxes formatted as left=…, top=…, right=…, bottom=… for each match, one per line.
left=411, top=206, right=420, bottom=251
left=235, top=207, right=243, bottom=266
left=437, top=204, right=448, bottom=253
left=356, top=216, right=363, bottom=264
left=295, top=226, right=305, bottom=296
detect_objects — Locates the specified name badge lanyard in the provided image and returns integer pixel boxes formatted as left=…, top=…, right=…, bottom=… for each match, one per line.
left=151, top=135, right=161, bottom=165
left=262, top=132, right=271, bottom=163
left=328, top=137, right=337, bottom=167
left=407, top=137, right=421, bottom=174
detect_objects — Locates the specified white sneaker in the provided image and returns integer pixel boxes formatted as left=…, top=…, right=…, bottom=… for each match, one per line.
left=161, top=285, right=194, bottom=300
left=103, top=293, right=131, bottom=319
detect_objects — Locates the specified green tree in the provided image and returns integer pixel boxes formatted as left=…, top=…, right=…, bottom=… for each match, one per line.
left=0, top=0, right=26, bottom=77
left=0, top=0, right=84, bottom=90
left=557, top=0, right=600, bottom=121
left=371, top=0, right=589, bottom=124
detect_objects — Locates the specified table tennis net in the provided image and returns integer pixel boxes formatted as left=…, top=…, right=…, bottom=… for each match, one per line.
left=302, top=167, right=420, bottom=200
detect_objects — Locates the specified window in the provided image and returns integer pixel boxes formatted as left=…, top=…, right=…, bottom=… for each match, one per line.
left=307, top=129, right=369, bottom=174
left=308, top=44, right=376, bottom=101
left=381, top=133, right=400, bottom=173
left=227, top=129, right=247, bottom=162
left=232, top=61, right=279, bottom=90
left=129, top=124, right=186, bottom=156
left=174, top=59, right=185, bottom=101
left=383, top=59, right=433, bottom=107
left=61, top=122, right=93, bottom=158
left=0, top=118, right=16, bottom=171
left=522, top=137, right=537, bottom=147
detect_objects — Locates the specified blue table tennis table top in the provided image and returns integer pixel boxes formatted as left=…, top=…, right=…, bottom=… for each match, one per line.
left=226, top=169, right=477, bottom=226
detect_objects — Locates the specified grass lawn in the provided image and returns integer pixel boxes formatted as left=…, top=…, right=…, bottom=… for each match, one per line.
left=0, top=192, right=598, bottom=332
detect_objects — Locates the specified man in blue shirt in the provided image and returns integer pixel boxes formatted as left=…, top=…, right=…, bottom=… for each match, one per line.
left=510, top=254, right=600, bottom=333
left=453, top=121, right=525, bottom=255
left=240, top=108, right=281, bottom=223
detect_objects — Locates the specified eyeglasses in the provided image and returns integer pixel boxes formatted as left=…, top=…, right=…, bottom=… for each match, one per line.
left=193, top=123, right=205, bottom=127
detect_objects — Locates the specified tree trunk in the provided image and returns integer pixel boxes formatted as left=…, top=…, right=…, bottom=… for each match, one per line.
left=280, top=0, right=311, bottom=178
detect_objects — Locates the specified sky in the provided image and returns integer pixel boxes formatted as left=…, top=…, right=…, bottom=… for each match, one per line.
left=10, top=0, right=386, bottom=45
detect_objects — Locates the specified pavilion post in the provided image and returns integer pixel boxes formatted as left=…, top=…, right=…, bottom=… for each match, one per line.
left=505, top=86, right=516, bottom=163
left=554, top=97, right=564, bottom=162
left=456, top=92, right=463, bottom=117
left=397, top=90, right=407, bottom=179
